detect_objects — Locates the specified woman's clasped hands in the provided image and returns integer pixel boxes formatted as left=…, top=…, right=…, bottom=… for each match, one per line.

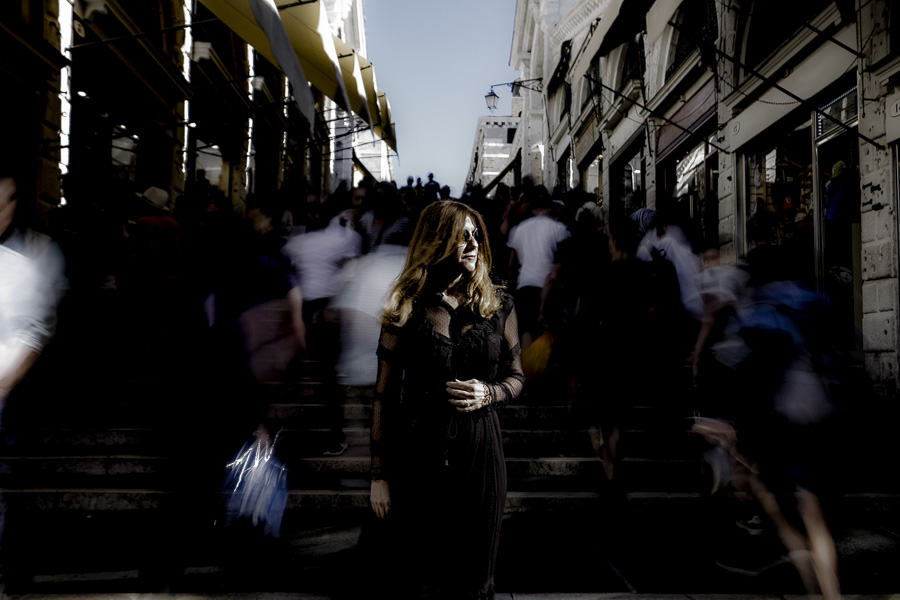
left=447, top=378, right=490, bottom=412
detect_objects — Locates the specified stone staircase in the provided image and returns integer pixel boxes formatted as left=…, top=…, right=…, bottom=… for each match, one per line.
left=2, top=356, right=898, bottom=594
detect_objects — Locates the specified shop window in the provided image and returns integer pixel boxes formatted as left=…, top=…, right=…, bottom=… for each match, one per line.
left=619, top=39, right=644, bottom=93
left=817, top=128, right=861, bottom=355
left=548, top=41, right=572, bottom=126
left=666, top=0, right=717, bottom=82
left=196, top=140, right=224, bottom=187
left=581, top=155, right=603, bottom=202
left=623, top=152, right=646, bottom=211
left=740, top=83, right=863, bottom=357
left=658, top=132, right=718, bottom=246
left=557, top=150, right=572, bottom=191
left=111, top=134, right=138, bottom=183
left=744, top=126, right=814, bottom=279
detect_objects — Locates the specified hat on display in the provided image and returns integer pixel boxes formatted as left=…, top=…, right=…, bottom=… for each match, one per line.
left=137, top=186, right=171, bottom=212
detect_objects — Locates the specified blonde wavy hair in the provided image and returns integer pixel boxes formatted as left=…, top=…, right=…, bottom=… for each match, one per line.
left=382, top=200, right=502, bottom=327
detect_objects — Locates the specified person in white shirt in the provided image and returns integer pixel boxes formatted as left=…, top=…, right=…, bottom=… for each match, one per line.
left=282, top=208, right=362, bottom=455
left=506, top=187, right=571, bottom=350
left=0, top=170, right=66, bottom=588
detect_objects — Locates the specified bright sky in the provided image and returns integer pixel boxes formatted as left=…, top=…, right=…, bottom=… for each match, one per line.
left=363, top=0, right=521, bottom=197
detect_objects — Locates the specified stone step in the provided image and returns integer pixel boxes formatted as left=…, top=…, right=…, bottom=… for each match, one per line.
left=498, top=428, right=697, bottom=459
left=0, top=452, right=702, bottom=493
left=288, top=452, right=701, bottom=492
left=263, top=381, right=374, bottom=401
left=262, top=402, right=690, bottom=431
left=0, top=455, right=172, bottom=489
left=0, top=487, right=695, bottom=514
left=6, top=488, right=900, bottom=517
left=9, top=495, right=900, bottom=595
left=0, top=426, right=692, bottom=463
left=0, top=429, right=162, bottom=455
left=272, top=425, right=696, bottom=455
left=265, top=402, right=371, bottom=428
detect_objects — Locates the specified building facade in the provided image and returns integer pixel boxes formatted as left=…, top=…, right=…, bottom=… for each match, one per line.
left=1, top=0, right=395, bottom=223
left=503, top=0, right=899, bottom=396
left=466, top=115, right=520, bottom=192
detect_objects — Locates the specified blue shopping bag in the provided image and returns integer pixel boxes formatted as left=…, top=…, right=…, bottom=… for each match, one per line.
left=222, top=428, right=288, bottom=538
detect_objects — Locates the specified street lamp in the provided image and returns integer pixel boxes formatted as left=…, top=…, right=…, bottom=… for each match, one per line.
left=484, top=88, right=500, bottom=111
left=484, top=78, right=543, bottom=111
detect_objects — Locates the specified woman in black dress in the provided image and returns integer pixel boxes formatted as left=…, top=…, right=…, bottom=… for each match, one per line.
left=370, top=200, right=524, bottom=599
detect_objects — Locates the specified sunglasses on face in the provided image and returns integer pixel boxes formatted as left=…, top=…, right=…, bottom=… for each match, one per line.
left=459, top=228, right=483, bottom=245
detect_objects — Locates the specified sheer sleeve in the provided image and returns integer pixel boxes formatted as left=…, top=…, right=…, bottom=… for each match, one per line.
left=485, top=303, right=525, bottom=406
left=371, top=324, right=401, bottom=482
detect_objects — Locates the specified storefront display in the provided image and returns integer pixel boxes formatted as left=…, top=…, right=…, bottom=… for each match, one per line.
left=581, top=155, right=602, bottom=203
left=740, top=85, right=861, bottom=354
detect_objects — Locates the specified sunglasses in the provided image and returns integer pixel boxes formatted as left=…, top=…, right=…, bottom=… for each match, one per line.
left=459, top=228, right=483, bottom=245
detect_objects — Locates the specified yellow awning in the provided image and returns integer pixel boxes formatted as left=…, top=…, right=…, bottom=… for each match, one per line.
left=247, top=0, right=316, bottom=129
left=276, top=0, right=350, bottom=111
left=377, top=90, right=397, bottom=153
left=199, top=0, right=350, bottom=112
left=357, top=53, right=383, bottom=128
left=200, top=0, right=396, bottom=150
left=332, top=36, right=371, bottom=125
left=357, top=53, right=397, bottom=152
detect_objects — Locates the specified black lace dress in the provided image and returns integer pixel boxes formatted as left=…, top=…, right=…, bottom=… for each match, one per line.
left=371, top=289, right=524, bottom=599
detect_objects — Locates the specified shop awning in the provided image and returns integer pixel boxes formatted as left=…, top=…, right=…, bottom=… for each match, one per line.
left=377, top=91, right=397, bottom=153
left=333, top=36, right=371, bottom=125
left=199, top=0, right=350, bottom=113
left=357, top=55, right=382, bottom=126
left=357, top=53, right=397, bottom=152
left=247, top=0, right=316, bottom=128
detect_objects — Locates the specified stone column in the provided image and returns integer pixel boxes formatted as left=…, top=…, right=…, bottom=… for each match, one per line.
left=857, top=0, right=899, bottom=398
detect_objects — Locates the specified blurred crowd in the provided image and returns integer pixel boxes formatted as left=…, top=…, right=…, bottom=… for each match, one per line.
left=1, top=164, right=868, bottom=599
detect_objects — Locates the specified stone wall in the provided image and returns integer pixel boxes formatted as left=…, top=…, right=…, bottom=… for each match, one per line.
left=859, top=0, right=899, bottom=398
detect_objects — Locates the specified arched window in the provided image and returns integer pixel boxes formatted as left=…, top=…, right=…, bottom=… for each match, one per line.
left=580, top=53, right=603, bottom=111
left=665, top=0, right=717, bottom=82
left=618, top=36, right=645, bottom=93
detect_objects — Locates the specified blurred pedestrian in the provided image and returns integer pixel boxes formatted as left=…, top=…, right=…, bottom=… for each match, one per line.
left=506, top=186, right=571, bottom=351
left=331, top=233, right=409, bottom=386
left=283, top=198, right=363, bottom=456
left=0, top=169, right=67, bottom=591
left=577, top=216, right=650, bottom=482
left=692, top=242, right=843, bottom=599
left=357, top=181, right=410, bottom=254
